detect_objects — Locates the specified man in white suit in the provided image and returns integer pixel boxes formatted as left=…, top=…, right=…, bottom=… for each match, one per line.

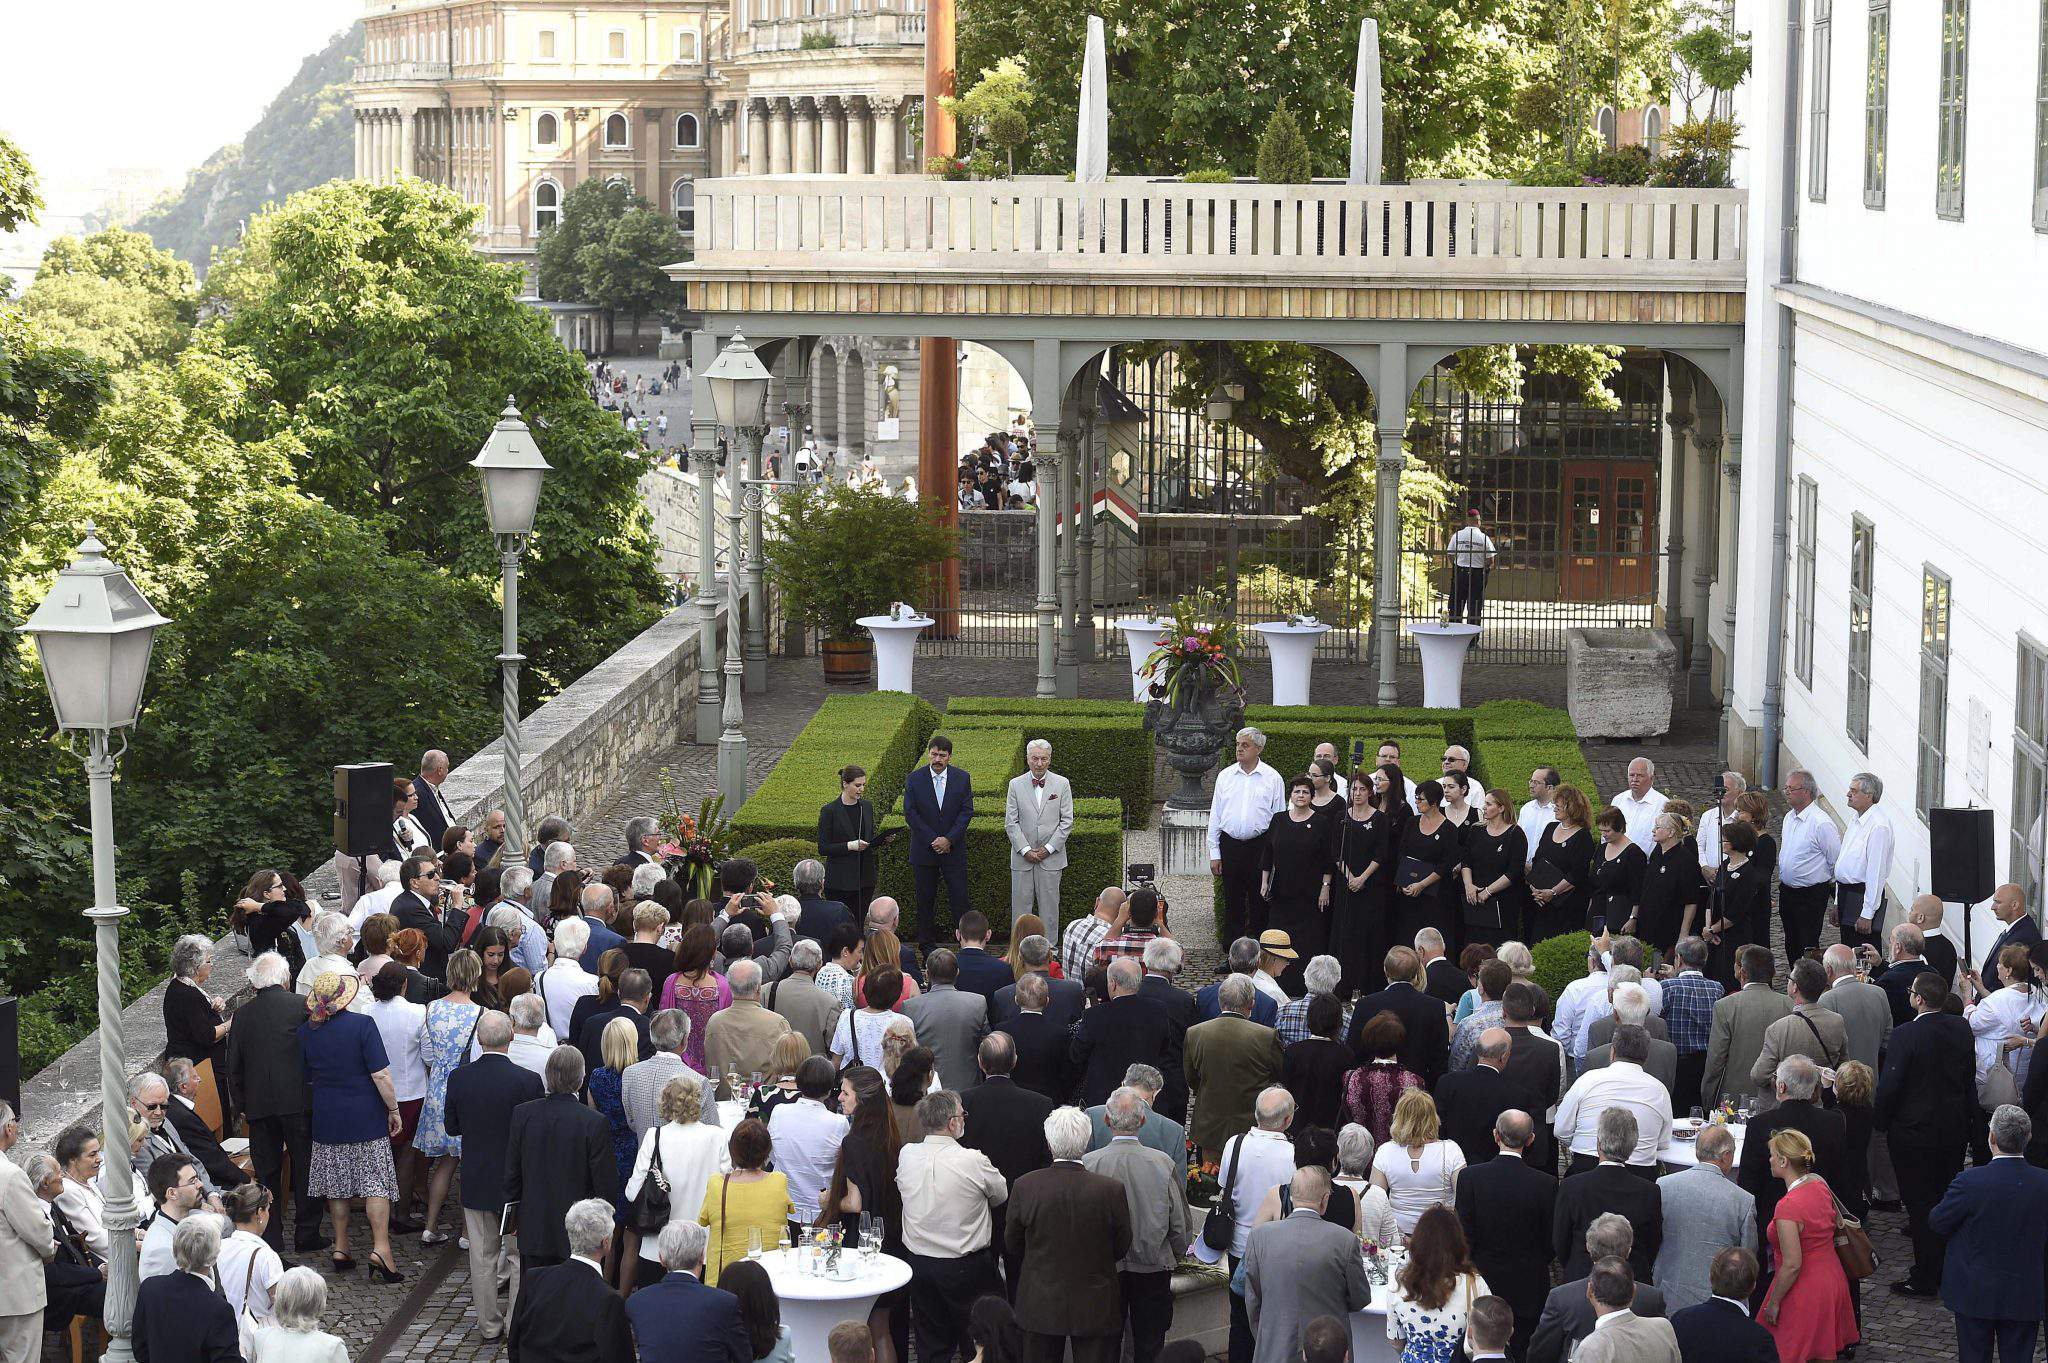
left=1006, top=739, right=1074, bottom=920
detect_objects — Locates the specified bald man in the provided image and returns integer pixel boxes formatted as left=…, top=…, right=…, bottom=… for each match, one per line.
left=1973, top=885, right=2039, bottom=993
left=1909, top=895, right=1959, bottom=993
left=1435, top=1028, right=1540, bottom=1167
left=864, top=896, right=924, bottom=985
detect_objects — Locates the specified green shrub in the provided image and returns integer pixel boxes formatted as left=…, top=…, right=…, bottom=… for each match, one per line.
left=730, top=838, right=816, bottom=896
left=1531, top=931, right=1594, bottom=1004
left=732, top=693, right=939, bottom=844
left=1256, top=100, right=1311, bottom=184
left=944, top=713, right=1153, bottom=827
left=944, top=697, right=1146, bottom=719
left=1585, top=144, right=1654, bottom=186
left=875, top=796, right=1125, bottom=935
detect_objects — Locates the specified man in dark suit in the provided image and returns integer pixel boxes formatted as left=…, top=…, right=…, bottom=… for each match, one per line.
left=1976, top=884, right=2041, bottom=989
left=508, top=1198, right=637, bottom=1363
left=160, top=1057, right=249, bottom=1198
left=1345, top=946, right=1449, bottom=1086
left=28, top=1156, right=104, bottom=1328
left=1528, top=1213, right=1666, bottom=1363
left=995, top=974, right=1073, bottom=1100
left=615, top=815, right=664, bottom=868
left=1194, top=938, right=1280, bottom=1026
left=1135, top=940, right=1197, bottom=1125
left=1455, top=1109, right=1556, bottom=1359
left=414, top=749, right=455, bottom=851
left=950, top=911, right=1014, bottom=1004
left=574, top=968, right=656, bottom=1074
left=992, top=934, right=1086, bottom=1029
left=1554, top=1111, right=1661, bottom=1282
left=1877, top=971, right=1976, bottom=1296
left=962, top=1034, right=1056, bottom=1297
left=1070, top=960, right=1183, bottom=1111
left=1873, top=922, right=1935, bottom=1026
left=1736, top=1054, right=1845, bottom=1232
left=1417, top=928, right=1468, bottom=1009
left=1499, top=982, right=1565, bottom=1172
left=1434, top=1029, right=1537, bottom=1167
left=1669, top=1248, right=1777, bottom=1363
left=903, top=735, right=974, bottom=953
left=626, top=1221, right=751, bottom=1363
left=131, top=1218, right=241, bottom=1363
left=1005, top=1109, right=1133, bottom=1363
left=1931, top=1103, right=2048, bottom=1363
left=791, top=859, right=855, bottom=947
left=225, top=951, right=323, bottom=1251
left=389, top=852, right=455, bottom=979
left=504, top=1046, right=618, bottom=1268
left=446, top=1009, right=546, bottom=1341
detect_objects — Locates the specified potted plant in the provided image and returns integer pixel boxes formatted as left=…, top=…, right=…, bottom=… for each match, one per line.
left=1139, top=590, right=1247, bottom=808
left=764, top=483, right=958, bottom=682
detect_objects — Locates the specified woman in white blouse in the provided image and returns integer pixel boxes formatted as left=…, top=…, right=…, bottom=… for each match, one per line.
left=93, top=1113, right=156, bottom=1224
left=391, top=777, right=432, bottom=858
left=1369, top=1089, right=1467, bottom=1236
left=1333, top=1123, right=1404, bottom=1249
left=1964, top=942, right=2046, bottom=1097
left=54, top=1128, right=110, bottom=1260
left=217, top=1184, right=286, bottom=1330
left=250, top=1267, right=351, bottom=1363
left=365, top=962, right=430, bottom=1220
left=626, top=1075, right=733, bottom=1275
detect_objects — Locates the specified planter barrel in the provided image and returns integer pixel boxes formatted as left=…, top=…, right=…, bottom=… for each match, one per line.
left=821, top=638, right=874, bottom=684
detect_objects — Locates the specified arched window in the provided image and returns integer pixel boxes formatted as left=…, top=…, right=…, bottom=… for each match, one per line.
left=536, top=112, right=559, bottom=147
left=1597, top=106, right=1618, bottom=150
left=605, top=113, right=629, bottom=149
left=676, top=29, right=701, bottom=63
left=675, top=113, right=701, bottom=149
left=673, top=179, right=696, bottom=236
left=534, top=180, right=561, bottom=232
left=1644, top=107, right=1664, bottom=158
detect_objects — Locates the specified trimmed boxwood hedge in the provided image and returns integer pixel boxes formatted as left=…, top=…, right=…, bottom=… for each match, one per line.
left=944, top=697, right=1147, bottom=720
left=1531, top=930, right=1595, bottom=1003
left=943, top=713, right=1153, bottom=827
left=876, top=796, right=1124, bottom=934
left=732, top=693, right=939, bottom=845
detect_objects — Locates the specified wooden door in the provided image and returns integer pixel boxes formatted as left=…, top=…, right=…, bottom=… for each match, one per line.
left=1561, top=460, right=1657, bottom=602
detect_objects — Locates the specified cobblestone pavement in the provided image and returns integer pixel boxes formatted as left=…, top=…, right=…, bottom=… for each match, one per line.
left=295, top=654, right=1972, bottom=1361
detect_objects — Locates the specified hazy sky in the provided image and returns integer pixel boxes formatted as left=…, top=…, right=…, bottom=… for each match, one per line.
left=2, top=0, right=362, bottom=192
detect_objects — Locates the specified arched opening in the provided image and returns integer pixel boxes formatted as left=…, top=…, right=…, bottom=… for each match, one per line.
left=535, top=112, right=559, bottom=147
left=533, top=179, right=561, bottom=232
left=676, top=30, right=701, bottom=63
left=671, top=179, right=696, bottom=237
left=604, top=113, right=629, bottom=149
left=1644, top=107, right=1664, bottom=158
left=1597, top=106, right=1619, bottom=150
left=675, top=113, right=701, bottom=149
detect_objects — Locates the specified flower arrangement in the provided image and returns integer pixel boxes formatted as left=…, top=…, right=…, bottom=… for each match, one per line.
left=656, top=772, right=740, bottom=901
left=1362, top=1238, right=1389, bottom=1285
left=810, top=1224, right=845, bottom=1274
left=1140, top=590, right=1245, bottom=708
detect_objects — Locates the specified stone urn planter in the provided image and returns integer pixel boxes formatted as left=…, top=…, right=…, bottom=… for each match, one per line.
left=1146, top=688, right=1246, bottom=810
left=1566, top=627, right=1680, bottom=739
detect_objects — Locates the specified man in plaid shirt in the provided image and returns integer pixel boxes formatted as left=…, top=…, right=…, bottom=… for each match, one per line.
left=1276, top=955, right=1348, bottom=1045
left=1662, top=935, right=1725, bottom=1109
left=1061, top=885, right=1126, bottom=980
left=1093, top=887, right=1166, bottom=968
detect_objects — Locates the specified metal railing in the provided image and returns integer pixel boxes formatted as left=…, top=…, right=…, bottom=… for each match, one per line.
left=737, top=10, right=925, bottom=52
left=691, top=177, right=1748, bottom=284
left=354, top=60, right=453, bottom=83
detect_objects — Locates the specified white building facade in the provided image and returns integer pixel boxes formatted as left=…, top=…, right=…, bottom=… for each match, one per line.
left=1729, top=0, right=2048, bottom=941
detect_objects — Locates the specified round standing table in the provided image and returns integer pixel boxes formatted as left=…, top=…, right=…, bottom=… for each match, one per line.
left=856, top=614, right=933, bottom=694
left=1346, top=1268, right=1402, bottom=1363
left=1253, top=621, right=1332, bottom=706
left=1405, top=621, right=1482, bottom=708
left=1658, top=1119, right=1746, bottom=1169
left=756, top=1248, right=912, bottom=1361
left=1114, top=616, right=1170, bottom=701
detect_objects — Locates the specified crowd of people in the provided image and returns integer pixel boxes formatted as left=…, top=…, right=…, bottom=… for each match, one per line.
left=957, top=428, right=1037, bottom=513
left=13, top=730, right=2048, bottom=1363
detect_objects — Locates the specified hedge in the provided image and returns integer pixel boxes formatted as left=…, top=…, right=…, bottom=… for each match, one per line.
left=1530, top=931, right=1594, bottom=1003
left=729, top=838, right=815, bottom=896
left=876, top=795, right=1125, bottom=935
left=943, top=713, right=1153, bottom=827
left=944, top=698, right=1148, bottom=720
left=732, top=693, right=939, bottom=845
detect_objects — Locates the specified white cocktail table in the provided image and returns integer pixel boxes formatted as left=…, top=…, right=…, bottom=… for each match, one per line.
left=1254, top=621, right=1332, bottom=706
left=757, top=1248, right=912, bottom=1361
left=1658, top=1119, right=1746, bottom=1169
left=1114, top=616, right=1171, bottom=701
left=1406, top=621, right=1482, bottom=708
left=856, top=614, right=933, bottom=693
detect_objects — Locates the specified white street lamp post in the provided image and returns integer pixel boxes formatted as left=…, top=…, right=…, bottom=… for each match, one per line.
left=471, top=398, right=552, bottom=865
left=19, top=527, right=169, bottom=1363
left=702, top=333, right=773, bottom=812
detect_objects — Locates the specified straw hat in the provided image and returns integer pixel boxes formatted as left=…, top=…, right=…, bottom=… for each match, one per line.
left=1257, top=930, right=1298, bottom=961
left=306, top=970, right=360, bottom=1022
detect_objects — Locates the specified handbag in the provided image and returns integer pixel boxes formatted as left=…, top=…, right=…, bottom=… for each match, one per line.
left=1830, top=1188, right=1878, bottom=1281
left=1202, top=1133, right=1247, bottom=1254
left=627, top=1128, right=672, bottom=1234
left=1980, top=1052, right=2020, bottom=1111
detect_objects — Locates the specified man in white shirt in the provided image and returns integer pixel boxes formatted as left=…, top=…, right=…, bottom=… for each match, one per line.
left=504, top=994, right=559, bottom=1076
left=1208, top=727, right=1287, bottom=943
left=1518, top=766, right=1561, bottom=866
left=1312, top=743, right=1349, bottom=799
left=138, top=1155, right=208, bottom=1280
left=767, top=1057, right=849, bottom=1231
left=897, top=1089, right=1007, bottom=1363
left=1776, top=768, right=1840, bottom=965
left=536, top=918, right=598, bottom=1040
left=1374, top=741, right=1420, bottom=804
left=1833, top=771, right=1896, bottom=954
left=1552, top=943, right=1613, bottom=1068
left=1195, top=1087, right=1303, bottom=1363
left=1696, top=772, right=1744, bottom=881
left=1446, top=507, right=1498, bottom=625
left=348, top=859, right=404, bottom=931
left=1609, top=759, right=1668, bottom=854
left=1554, top=1026, right=1673, bottom=1169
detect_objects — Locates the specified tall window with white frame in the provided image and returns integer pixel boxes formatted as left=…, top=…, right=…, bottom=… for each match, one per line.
left=1847, top=514, right=1874, bottom=750
left=673, top=180, right=696, bottom=238
left=1865, top=0, right=1889, bottom=207
left=1937, top=0, right=1969, bottom=220
left=534, top=180, right=561, bottom=232
left=2035, top=0, right=2048, bottom=230
left=2014, top=637, right=2048, bottom=903
left=1917, top=567, right=1952, bottom=820
left=1795, top=476, right=1818, bottom=687
left=1811, top=0, right=1833, bottom=200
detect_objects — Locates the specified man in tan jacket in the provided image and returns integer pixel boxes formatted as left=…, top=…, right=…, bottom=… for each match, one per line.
left=1748, top=958, right=1849, bottom=1112
left=0, top=1102, right=56, bottom=1363
left=704, top=958, right=792, bottom=1083
left=1184, top=975, right=1285, bottom=1164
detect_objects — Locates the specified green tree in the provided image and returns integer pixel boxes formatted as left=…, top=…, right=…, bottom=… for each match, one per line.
left=21, top=229, right=199, bottom=367
left=1255, top=101, right=1311, bottom=183
left=535, top=178, right=689, bottom=333
left=0, top=133, right=40, bottom=234
left=943, top=57, right=1037, bottom=173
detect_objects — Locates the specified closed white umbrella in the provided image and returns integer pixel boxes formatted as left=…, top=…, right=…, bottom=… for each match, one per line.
left=1349, top=18, right=1383, bottom=185
left=1076, top=14, right=1109, bottom=183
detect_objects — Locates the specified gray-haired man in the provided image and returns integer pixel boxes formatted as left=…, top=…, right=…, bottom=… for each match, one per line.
left=1083, top=1088, right=1189, bottom=1363
left=1005, top=739, right=1074, bottom=920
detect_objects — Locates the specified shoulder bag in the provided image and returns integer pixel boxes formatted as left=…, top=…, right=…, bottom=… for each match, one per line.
left=1201, top=1133, right=1247, bottom=1253
left=627, top=1128, right=672, bottom=1234
left=1830, top=1187, right=1878, bottom=1280
left=1980, top=1051, right=2020, bottom=1110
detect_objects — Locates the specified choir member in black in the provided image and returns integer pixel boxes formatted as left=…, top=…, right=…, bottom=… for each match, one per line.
left=1440, top=770, right=1481, bottom=833
left=1459, top=789, right=1529, bottom=950
left=1307, top=758, right=1345, bottom=828
left=1587, top=807, right=1648, bottom=936
left=1263, top=775, right=1337, bottom=992
left=1394, top=779, right=1461, bottom=947
left=1629, top=811, right=1705, bottom=957
left=1733, top=790, right=1779, bottom=948
left=1527, top=784, right=1595, bottom=943
left=1331, top=771, right=1395, bottom=998
left=1704, top=817, right=1770, bottom=988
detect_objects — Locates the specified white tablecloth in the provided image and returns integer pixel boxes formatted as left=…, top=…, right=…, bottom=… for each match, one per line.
left=757, top=1248, right=911, bottom=1361
left=1657, top=1119, right=1746, bottom=1168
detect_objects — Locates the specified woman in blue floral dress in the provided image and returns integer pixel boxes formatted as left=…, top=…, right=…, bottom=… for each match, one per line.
left=411, top=949, right=482, bottom=1245
left=1384, top=1206, right=1489, bottom=1363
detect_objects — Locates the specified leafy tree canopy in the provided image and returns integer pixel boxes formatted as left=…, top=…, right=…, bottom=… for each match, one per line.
left=534, top=178, right=689, bottom=332
left=0, top=133, right=40, bottom=234
left=21, top=229, right=200, bottom=367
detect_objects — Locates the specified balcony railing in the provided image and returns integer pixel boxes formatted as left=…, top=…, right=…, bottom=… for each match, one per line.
left=355, top=60, right=453, bottom=83
left=738, top=10, right=924, bottom=53
left=692, top=176, right=1747, bottom=285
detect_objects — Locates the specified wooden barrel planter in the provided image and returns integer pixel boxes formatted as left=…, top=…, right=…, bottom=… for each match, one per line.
left=821, top=638, right=874, bottom=684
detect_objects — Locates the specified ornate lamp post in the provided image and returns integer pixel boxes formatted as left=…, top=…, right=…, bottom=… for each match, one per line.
left=471, top=398, right=552, bottom=865
left=19, top=527, right=170, bottom=1363
left=702, top=333, right=772, bottom=811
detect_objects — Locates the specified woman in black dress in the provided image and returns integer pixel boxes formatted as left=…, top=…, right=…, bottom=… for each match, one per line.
left=817, top=764, right=879, bottom=915
left=1331, top=771, right=1395, bottom=997
left=1527, top=785, right=1595, bottom=943
left=1705, top=817, right=1771, bottom=987
left=1394, top=779, right=1460, bottom=947
left=1733, top=790, right=1779, bottom=949
left=1587, top=807, right=1648, bottom=936
left=1459, top=789, right=1529, bottom=950
left=1307, top=758, right=1346, bottom=830
left=1264, top=776, right=1337, bottom=990
left=1440, top=770, right=1481, bottom=833
left=164, top=933, right=233, bottom=1122
left=1630, top=811, right=1705, bottom=958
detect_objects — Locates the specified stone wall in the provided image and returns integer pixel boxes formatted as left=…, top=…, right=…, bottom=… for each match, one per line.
left=13, top=604, right=724, bottom=1160
left=639, top=462, right=732, bottom=588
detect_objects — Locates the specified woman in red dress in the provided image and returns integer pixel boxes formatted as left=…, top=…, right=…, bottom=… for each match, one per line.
left=1759, top=1127, right=1859, bottom=1362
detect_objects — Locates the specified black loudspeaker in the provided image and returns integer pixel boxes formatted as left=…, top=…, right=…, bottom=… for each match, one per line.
left=335, top=763, right=395, bottom=857
left=1930, top=806, right=1996, bottom=905
left=0, top=997, right=16, bottom=1116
